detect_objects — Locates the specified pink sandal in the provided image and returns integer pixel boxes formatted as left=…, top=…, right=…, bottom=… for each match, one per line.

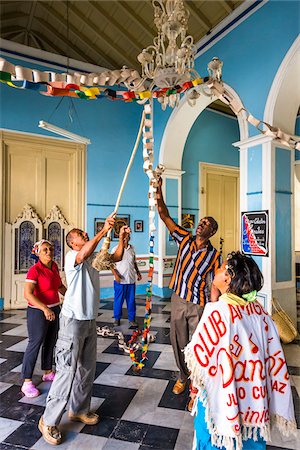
left=42, top=372, right=55, bottom=382
left=21, top=381, right=40, bottom=398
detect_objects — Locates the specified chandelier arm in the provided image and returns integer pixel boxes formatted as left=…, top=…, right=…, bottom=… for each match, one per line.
left=133, top=78, right=148, bottom=91
left=160, top=35, right=167, bottom=67
left=145, top=44, right=158, bottom=53
left=181, top=35, right=194, bottom=49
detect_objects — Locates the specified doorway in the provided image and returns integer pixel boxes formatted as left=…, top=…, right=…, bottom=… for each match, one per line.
left=0, top=130, right=86, bottom=309
left=200, top=163, right=239, bottom=258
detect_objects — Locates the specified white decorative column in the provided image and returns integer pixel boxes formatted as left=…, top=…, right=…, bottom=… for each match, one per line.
left=156, top=168, right=185, bottom=297
left=234, top=135, right=296, bottom=323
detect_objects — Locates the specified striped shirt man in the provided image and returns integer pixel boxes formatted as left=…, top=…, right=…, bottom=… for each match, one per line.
left=170, top=225, right=221, bottom=306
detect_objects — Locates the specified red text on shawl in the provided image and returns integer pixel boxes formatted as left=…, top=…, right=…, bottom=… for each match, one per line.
left=228, top=301, right=268, bottom=325
left=192, top=305, right=289, bottom=426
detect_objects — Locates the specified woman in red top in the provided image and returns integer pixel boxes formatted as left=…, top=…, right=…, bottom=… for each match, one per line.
left=21, top=240, right=66, bottom=398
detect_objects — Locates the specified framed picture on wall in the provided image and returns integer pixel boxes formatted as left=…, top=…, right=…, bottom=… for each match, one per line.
left=94, top=218, right=106, bottom=236
left=112, top=215, right=130, bottom=239
left=134, top=220, right=143, bottom=232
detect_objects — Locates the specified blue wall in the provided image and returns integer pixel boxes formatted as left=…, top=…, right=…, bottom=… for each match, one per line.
left=1, top=0, right=299, bottom=301
left=195, top=1, right=299, bottom=131
left=0, top=76, right=152, bottom=253
left=182, top=109, right=239, bottom=218
left=247, top=145, right=263, bottom=270
left=275, top=147, right=292, bottom=282
left=296, top=117, right=300, bottom=161
left=151, top=1, right=300, bottom=152
left=247, top=145, right=262, bottom=212
left=0, top=66, right=240, bottom=256
left=1, top=1, right=298, bottom=251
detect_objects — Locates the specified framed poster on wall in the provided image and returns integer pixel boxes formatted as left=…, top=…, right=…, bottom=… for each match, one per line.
left=241, top=210, right=269, bottom=256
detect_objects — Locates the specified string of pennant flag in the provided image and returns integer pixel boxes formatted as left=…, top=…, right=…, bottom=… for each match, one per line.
left=208, top=80, right=300, bottom=151
left=0, top=56, right=299, bottom=151
left=0, top=56, right=206, bottom=102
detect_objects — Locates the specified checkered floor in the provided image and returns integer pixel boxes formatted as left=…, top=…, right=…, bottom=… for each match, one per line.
left=0, top=296, right=299, bottom=450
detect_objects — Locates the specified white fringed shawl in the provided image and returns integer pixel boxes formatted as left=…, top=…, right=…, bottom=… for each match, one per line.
left=184, top=293, right=296, bottom=450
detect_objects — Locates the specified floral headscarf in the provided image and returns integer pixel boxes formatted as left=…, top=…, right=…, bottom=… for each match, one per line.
left=31, top=239, right=53, bottom=261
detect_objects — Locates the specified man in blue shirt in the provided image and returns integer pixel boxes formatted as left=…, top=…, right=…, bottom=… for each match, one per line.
left=39, top=212, right=130, bottom=445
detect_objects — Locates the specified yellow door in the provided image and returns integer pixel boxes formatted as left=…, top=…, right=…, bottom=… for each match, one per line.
left=1, top=131, right=86, bottom=309
left=200, top=164, right=239, bottom=259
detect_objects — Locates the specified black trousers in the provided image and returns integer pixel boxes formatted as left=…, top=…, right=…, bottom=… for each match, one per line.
left=21, top=305, right=60, bottom=379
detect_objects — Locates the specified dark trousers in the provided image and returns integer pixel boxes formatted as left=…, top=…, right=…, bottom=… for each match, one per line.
left=21, top=305, right=60, bottom=379
left=170, top=292, right=204, bottom=382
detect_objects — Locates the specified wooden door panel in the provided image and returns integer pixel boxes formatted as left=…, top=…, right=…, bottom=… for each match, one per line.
left=11, top=279, right=27, bottom=309
left=45, top=152, right=71, bottom=220
left=1, top=132, right=86, bottom=309
left=223, top=175, right=238, bottom=257
left=6, top=146, right=43, bottom=222
left=201, top=165, right=239, bottom=259
left=206, top=173, right=223, bottom=253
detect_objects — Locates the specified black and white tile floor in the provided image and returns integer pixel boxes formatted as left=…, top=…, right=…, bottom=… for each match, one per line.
left=0, top=296, right=299, bottom=450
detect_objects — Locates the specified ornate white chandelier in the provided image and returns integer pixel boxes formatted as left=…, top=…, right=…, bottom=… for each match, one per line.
left=137, top=0, right=200, bottom=108
left=138, top=0, right=196, bottom=86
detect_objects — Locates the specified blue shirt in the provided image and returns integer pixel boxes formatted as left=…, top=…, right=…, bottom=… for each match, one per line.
left=61, top=250, right=99, bottom=320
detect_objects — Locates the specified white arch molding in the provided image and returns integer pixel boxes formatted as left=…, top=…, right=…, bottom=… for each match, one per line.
left=159, top=82, right=248, bottom=169
left=264, top=35, right=300, bottom=134
left=263, top=35, right=300, bottom=322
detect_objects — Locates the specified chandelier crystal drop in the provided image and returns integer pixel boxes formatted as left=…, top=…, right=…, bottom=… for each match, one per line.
left=138, top=0, right=198, bottom=89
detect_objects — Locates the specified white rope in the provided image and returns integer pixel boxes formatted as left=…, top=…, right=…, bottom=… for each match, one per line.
left=92, top=110, right=145, bottom=271
left=107, top=109, right=145, bottom=239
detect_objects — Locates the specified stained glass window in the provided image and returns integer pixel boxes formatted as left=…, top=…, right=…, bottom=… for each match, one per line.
left=17, top=221, right=35, bottom=274
left=48, top=222, right=63, bottom=269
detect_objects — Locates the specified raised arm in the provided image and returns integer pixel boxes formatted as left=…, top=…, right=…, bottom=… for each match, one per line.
left=156, top=178, right=177, bottom=234
left=112, top=225, right=131, bottom=262
left=76, top=212, right=115, bottom=264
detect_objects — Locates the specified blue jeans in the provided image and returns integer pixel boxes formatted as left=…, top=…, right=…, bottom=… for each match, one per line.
left=194, top=400, right=266, bottom=450
left=113, top=281, right=136, bottom=321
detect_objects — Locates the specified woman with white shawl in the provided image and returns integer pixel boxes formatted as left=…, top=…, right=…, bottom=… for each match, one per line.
left=185, top=251, right=296, bottom=450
